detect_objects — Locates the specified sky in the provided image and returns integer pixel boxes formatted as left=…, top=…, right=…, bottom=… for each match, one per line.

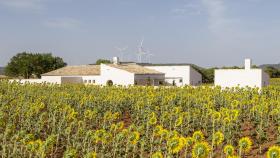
left=0, top=0, right=279, bottom=67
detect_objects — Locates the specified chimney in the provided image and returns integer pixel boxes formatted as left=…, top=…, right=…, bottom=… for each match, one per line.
left=245, top=58, right=251, bottom=70
left=113, top=57, right=120, bottom=65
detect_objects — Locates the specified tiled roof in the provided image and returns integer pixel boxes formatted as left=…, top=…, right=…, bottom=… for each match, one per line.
left=42, top=65, right=100, bottom=76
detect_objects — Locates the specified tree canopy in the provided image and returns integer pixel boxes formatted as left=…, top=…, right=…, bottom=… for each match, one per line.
left=264, top=66, right=280, bottom=78
left=5, top=52, right=67, bottom=79
left=95, top=59, right=111, bottom=65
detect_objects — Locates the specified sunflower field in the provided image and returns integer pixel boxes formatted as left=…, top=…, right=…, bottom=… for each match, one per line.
left=0, top=80, right=280, bottom=158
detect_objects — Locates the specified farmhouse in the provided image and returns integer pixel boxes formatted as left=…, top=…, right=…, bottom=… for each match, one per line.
left=215, top=59, right=270, bottom=88
left=11, top=57, right=203, bottom=86
left=141, top=64, right=202, bottom=86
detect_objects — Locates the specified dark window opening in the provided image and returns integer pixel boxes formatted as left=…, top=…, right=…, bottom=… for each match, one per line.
left=106, top=80, right=113, bottom=86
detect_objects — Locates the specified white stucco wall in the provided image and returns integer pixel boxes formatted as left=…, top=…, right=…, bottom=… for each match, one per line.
left=41, top=76, right=62, bottom=84
left=41, top=75, right=101, bottom=84
left=9, top=79, right=44, bottom=84
left=81, top=76, right=101, bottom=84
left=100, top=64, right=135, bottom=86
left=144, top=65, right=202, bottom=86
left=214, top=69, right=269, bottom=88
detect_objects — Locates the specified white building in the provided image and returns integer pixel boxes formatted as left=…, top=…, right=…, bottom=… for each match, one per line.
left=11, top=57, right=203, bottom=86
left=142, top=64, right=202, bottom=86
left=17, top=57, right=165, bottom=86
left=215, top=59, right=270, bottom=88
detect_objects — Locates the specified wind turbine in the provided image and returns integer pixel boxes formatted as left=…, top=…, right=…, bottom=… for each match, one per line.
left=115, top=46, right=128, bottom=61
left=136, top=39, right=147, bottom=63
left=146, top=51, right=154, bottom=63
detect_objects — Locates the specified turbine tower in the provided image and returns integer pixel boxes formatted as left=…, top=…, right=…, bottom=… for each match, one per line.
left=136, top=39, right=147, bottom=63
left=115, top=46, right=128, bottom=61
left=146, top=52, right=154, bottom=63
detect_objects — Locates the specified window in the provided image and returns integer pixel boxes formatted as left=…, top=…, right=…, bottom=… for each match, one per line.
left=179, top=79, right=183, bottom=83
left=106, top=80, right=113, bottom=86
left=84, top=80, right=87, bottom=83
left=88, top=80, right=92, bottom=84
left=92, top=80, right=95, bottom=83
left=172, top=80, right=176, bottom=86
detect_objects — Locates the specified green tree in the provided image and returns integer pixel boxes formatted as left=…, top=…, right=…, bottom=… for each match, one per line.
left=95, top=59, right=111, bottom=65
left=264, top=66, right=280, bottom=78
left=5, top=52, right=66, bottom=79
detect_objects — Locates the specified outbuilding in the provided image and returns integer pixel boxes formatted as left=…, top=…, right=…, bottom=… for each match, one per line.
left=214, top=59, right=270, bottom=88
left=142, top=64, right=202, bottom=86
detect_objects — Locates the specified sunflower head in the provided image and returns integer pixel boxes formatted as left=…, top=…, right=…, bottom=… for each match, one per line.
left=223, top=117, right=231, bottom=125
left=238, top=137, right=253, bottom=153
left=116, top=121, right=124, bottom=130
left=173, top=107, right=182, bottom=114
left=110, top=124, right=118, bottom=132
left=159, top=129, right=169, bottom=140
left=185, top=136, right=194, bottom=148
left=151, top=151, right=163, bottom=158
left=212, top=112, right=221, bottom=121
left=94, top=129, right=106, bottom=143
left=168, top=130, right=179, bottom=139
left=213, top=131, right=224, bottom=146
left=223, top=145, right=235, bottom=157
left=192, top=142, right=210, bottom=158
left=266, top=146, right=280, bottom=158
left=129, top=131, right=140, bottom=145
left=192, top=131, right=205, bottom=142
left=149, top=117, right=157, bottom=125
left=175, top=116, right=183, bottom=127
left=227, top=156, right=240, bottom=158
left=84, top=152, right=97, bottom=158
left=231, top=110, right=239, bottom=120
left=167, top=136, right=184, bottom=154
left=154, top=125, right=163, bottom=136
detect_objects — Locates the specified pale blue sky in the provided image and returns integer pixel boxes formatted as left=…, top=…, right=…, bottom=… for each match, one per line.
left=0, top=0, right=279, bottom=67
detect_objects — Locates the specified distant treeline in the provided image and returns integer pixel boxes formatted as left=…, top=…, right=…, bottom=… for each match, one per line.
left=0, top=67, right=4, bottom=75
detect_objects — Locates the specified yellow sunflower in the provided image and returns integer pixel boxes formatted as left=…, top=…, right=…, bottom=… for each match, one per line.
left=213, top=131, right=224, bottom=146
left=129, top=131, right=140, bottom=145
left=266, top=146, right=280, bottom=158
left=192, top=142, right=210, bottom=158
left=167, top=136, right=184, bottom=154
left=185, top=136, right=195, bottom=148
left=192, top=131, right=205, bottom=142
left=223, top=145, right=235, bottom=157
left=151, top=151, right=164, bottom=158
left=238, top=137, right=253, bottom=153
